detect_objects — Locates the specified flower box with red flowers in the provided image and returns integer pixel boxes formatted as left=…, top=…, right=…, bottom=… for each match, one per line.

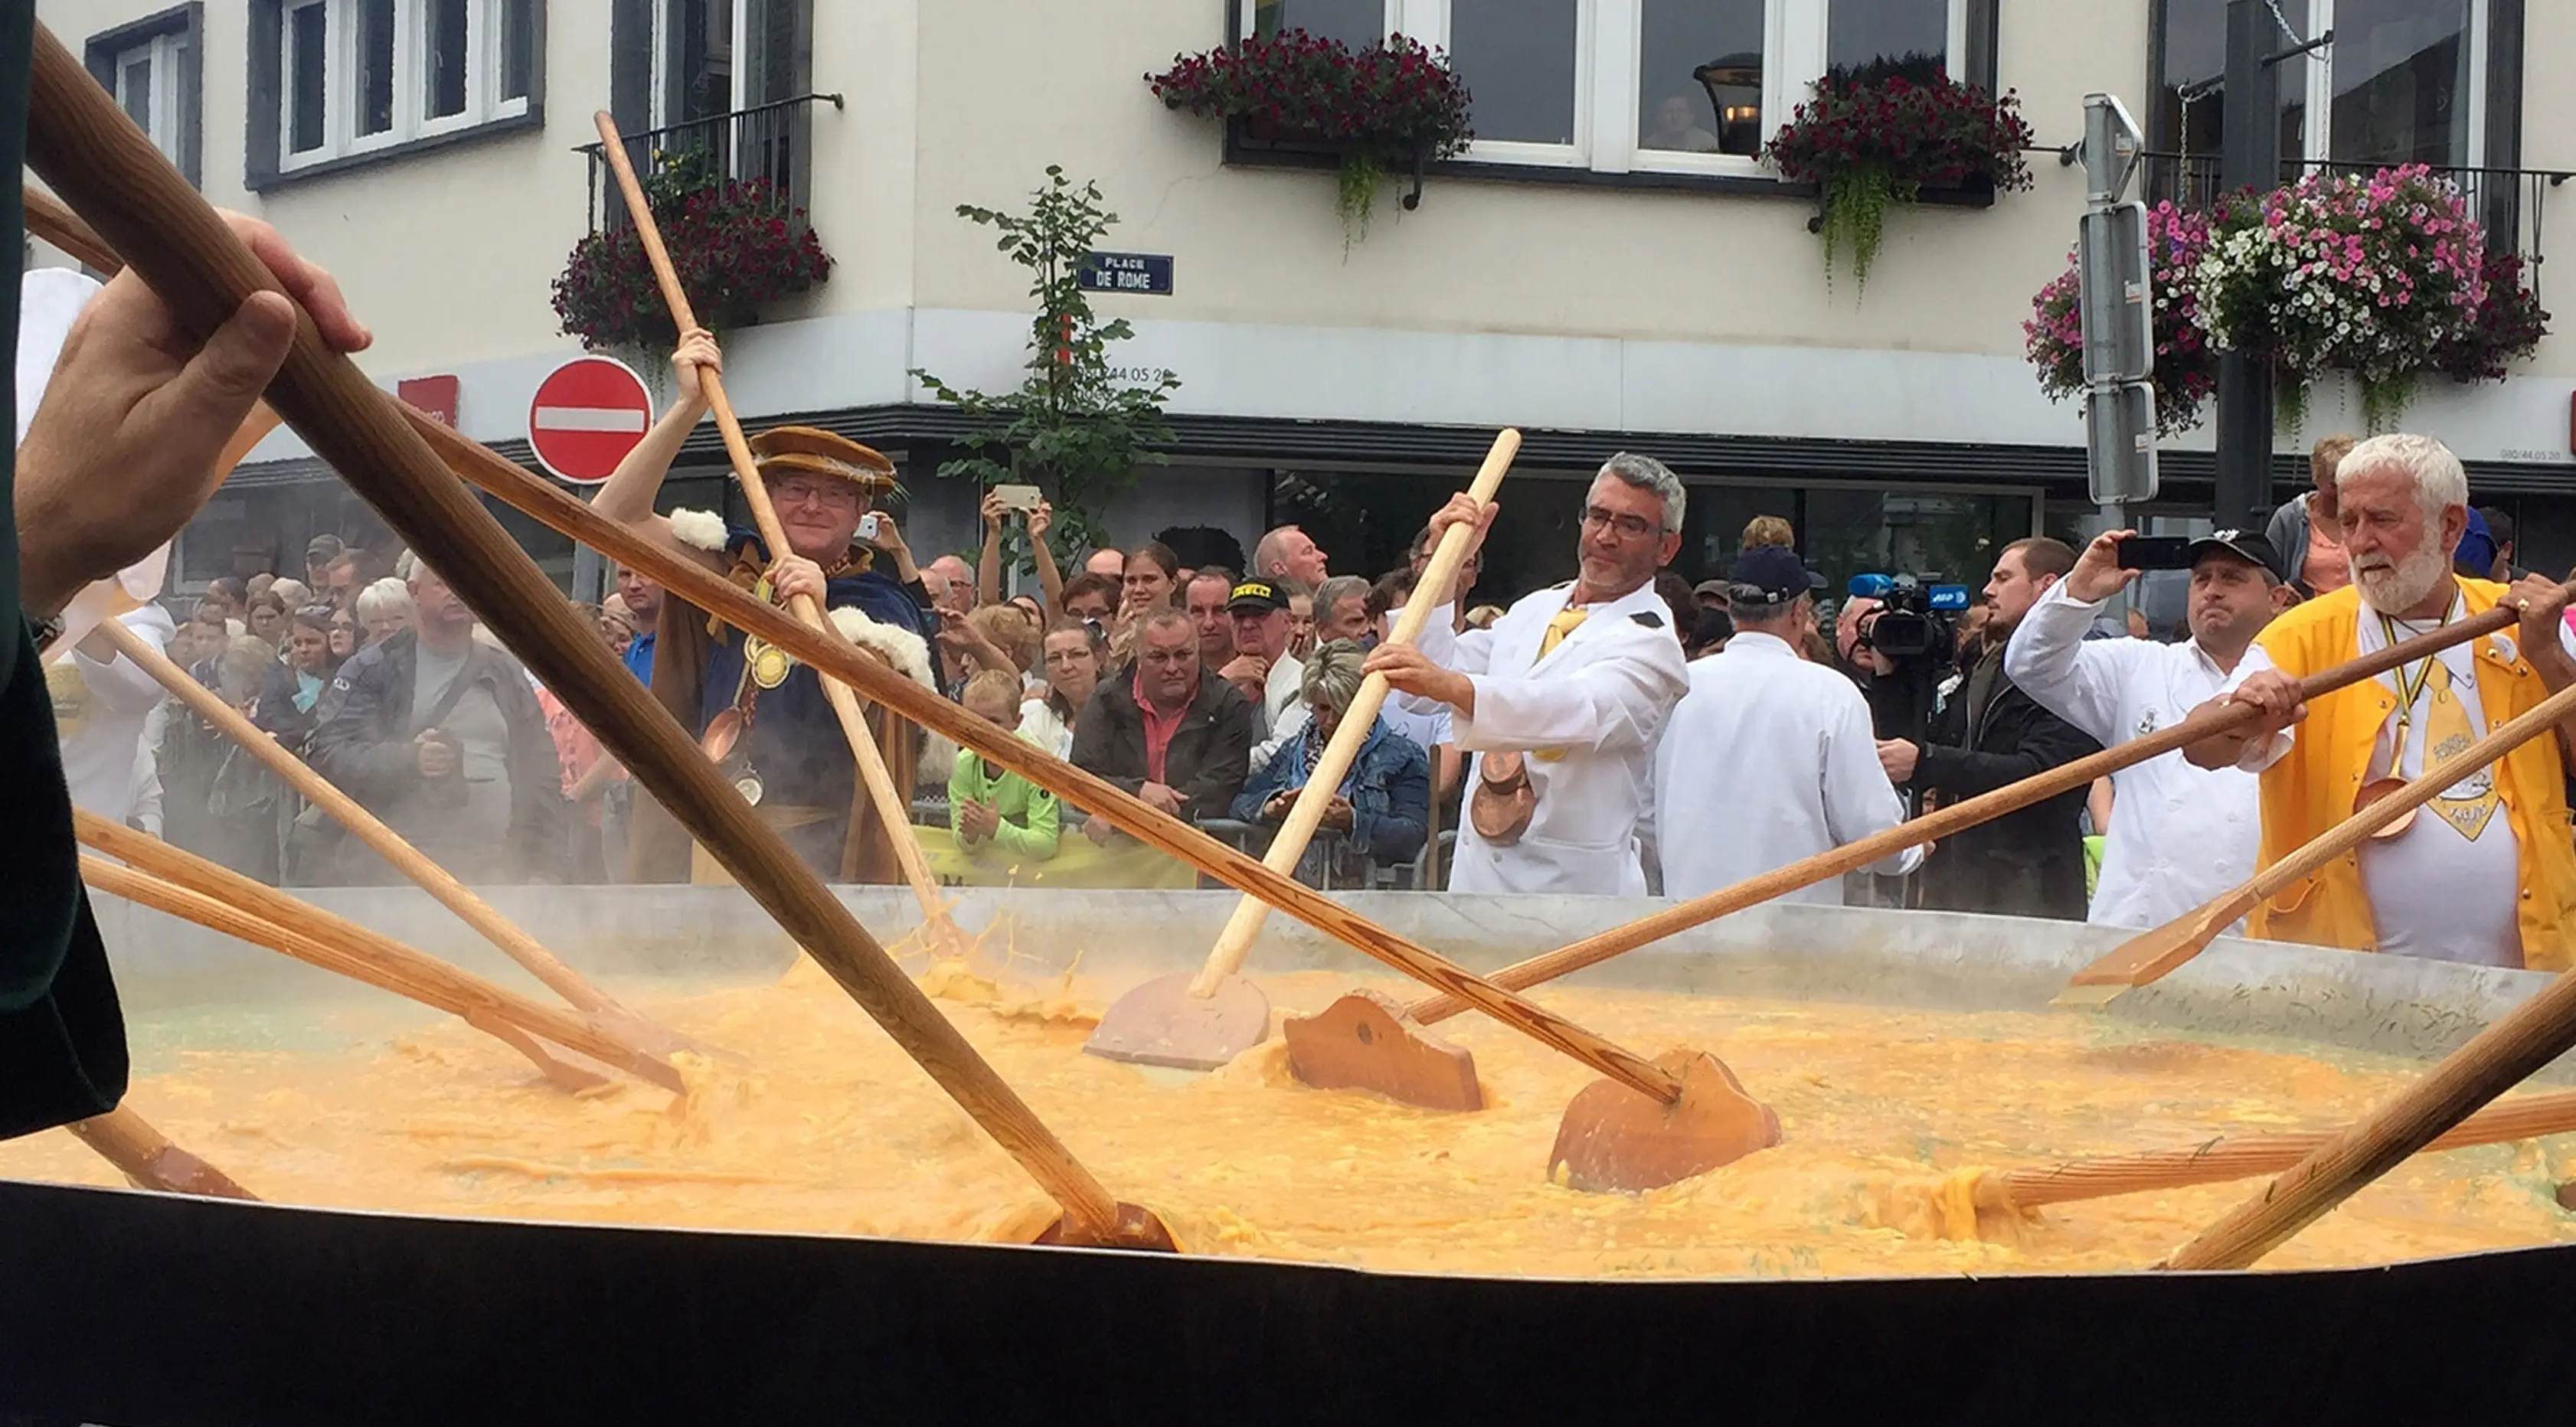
left=552, top=154, right=834, bottom=352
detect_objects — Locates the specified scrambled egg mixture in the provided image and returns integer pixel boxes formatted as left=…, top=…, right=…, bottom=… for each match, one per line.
left=5, top=955, right=2571, bottom=1277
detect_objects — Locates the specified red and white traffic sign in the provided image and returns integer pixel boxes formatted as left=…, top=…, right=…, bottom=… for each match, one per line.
left=528, top=354, right=653, bottom=484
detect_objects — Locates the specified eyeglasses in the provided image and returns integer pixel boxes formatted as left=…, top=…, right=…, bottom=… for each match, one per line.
left=1581, top=505, right=1661, bottom=540
left=1042, top=648, right=1093, bottom=667
left=773, top=479, right=860, bottom=510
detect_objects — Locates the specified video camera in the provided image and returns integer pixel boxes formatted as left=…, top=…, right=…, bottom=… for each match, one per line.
left=1845, top=573, right=1972, bottom=661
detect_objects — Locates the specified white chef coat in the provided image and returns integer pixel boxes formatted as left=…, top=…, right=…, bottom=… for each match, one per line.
left=1650, top=631, right=1920, bottom=903
left=47, top=605, right=177, bottom=825
left=1405, top=581, right=1688, bottom=895
left=2003, top=583, right=2269, bottom=929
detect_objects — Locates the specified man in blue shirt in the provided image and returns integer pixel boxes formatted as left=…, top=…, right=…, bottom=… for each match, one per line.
left=616, top=561, right=661, bottom=682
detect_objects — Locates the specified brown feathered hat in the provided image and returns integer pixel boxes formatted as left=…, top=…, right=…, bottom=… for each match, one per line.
left=748, top=426, right=897, bottom=494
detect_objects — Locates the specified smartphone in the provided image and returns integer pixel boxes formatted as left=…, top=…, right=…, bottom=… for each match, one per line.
left=2117, top=535, right=2194, bottom=571
left=857, top=511, right=882, bottom=541
left=992, top=483, right=1043, bottom=513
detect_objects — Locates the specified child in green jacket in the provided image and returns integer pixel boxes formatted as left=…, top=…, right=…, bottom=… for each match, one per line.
left=950, top=670, right=1061, bottom=861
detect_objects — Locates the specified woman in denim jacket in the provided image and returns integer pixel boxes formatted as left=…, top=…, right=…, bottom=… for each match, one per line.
left=1234, top=640, right=1430, bottom=883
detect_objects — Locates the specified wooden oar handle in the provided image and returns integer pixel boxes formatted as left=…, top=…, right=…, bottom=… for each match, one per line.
left=1989, top=1087, right=2576, bottom=1212
left=25, top=24, right=1130, bottom=1243
left=2165, top=679, right=2576, bottom=1271
left=74, top=813, right=683, bottom=1093
left=1189, top=428, right=1520, bottom=994
left=1401, top=598, right=2539, bottom=1027
left=65, top=1105, right=257, bottom=1200
left=590, top=112, right=952, bottom=926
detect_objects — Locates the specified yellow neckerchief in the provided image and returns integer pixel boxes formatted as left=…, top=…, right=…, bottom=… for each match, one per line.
left=2378, top=607, right=2450, bottom=739
left=1528, top=606, right=1591, bottom=762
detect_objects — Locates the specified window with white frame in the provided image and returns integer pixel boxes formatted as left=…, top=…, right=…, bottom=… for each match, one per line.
left=1239, top=0, right=1983, bottom=178
left=86, top=7, right=204, bottom=184
left=2153, top=0, right=2503, bottom=174
left=274, top=0, right=537, bottom=171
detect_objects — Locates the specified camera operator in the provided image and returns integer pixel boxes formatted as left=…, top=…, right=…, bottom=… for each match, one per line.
left=1876, top=538, right=2102, bottom=920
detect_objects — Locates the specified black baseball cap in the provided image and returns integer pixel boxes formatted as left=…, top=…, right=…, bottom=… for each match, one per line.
left=1227, top=579, right=1290, bottom=614
left=2186, top=529, right=2284, bottom=583
left=1726, top=547, right=1822, bottom=606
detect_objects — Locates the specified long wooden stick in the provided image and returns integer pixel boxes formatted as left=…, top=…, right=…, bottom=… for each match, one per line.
left=24, top=25, right=1140, bottom=1245
left=1986, top=1086, right=2576, bottom=1213
left=65, top=1105, right=256, bottom=1200
left=2065, top=669, right=2576, bottom=1000
left=17, top=180, right=1683, bottom=1107
left=92, top=618, right=684, bottom=1062
left=1395, top=601, right=2538, bottom=1027
left=1186, top=429, right=1518, bottom=997
left=590, top=112, right=962, bottom=952
left=2163, top=678, right=2576, bottom=1271
left=75, top=812, right=684, bottom=1094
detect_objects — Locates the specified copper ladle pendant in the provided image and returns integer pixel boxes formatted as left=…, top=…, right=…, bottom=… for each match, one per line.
left=2355, top=776, right=2415, bottom=840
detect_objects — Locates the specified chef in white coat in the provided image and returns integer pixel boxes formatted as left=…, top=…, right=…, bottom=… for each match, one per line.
left=1366, top=453, right=1691, bottom=894
left=1651, top=546, right=1921, bottom=903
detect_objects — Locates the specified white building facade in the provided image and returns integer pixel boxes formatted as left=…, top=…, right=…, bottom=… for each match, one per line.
left=33, top=0, right=2576, bottom=596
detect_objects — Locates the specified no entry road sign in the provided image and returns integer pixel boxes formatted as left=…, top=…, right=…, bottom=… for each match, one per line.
left=528, top=355, right=653, bottom=484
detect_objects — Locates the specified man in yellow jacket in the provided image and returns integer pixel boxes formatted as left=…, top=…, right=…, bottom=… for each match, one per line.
left=2185, top=433, right=2576, bottom=971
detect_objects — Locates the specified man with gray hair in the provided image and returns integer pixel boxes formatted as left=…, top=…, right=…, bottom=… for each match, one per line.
left=2190, top=432, right=2576, bottom=968
left=1365, top=452, right=1691, bottom=894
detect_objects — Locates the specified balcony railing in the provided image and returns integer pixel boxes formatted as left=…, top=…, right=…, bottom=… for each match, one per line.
left=576, top=93, right=843, bottom=235
left=2138, top=151, right=2570, bottom=292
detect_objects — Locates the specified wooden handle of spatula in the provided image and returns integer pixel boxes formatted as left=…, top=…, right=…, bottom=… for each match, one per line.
left=66, top=1105, right=256, bottom=1200
left=92, top=618, right=664, bottom=1038
left=589, top=112, right=950, bottom=924
left=1988, top=1086, right=2576, bottom=1212
left=2164, top=681, right=2576, bottom=1272
left=25, top=26, right=1133, bottom=1244
left=75, top=814, right=683, bottom=1094
left=1399, top=599, right=2537, bottom=1027
left=1188, top=429, right=1519, bottom=995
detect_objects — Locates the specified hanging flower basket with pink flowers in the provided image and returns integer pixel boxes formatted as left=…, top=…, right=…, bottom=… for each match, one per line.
left=2189, top=165, right=2543, bottom=430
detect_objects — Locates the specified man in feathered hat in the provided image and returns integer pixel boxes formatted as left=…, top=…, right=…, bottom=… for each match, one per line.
left=593, top=328, right=940, bottom=883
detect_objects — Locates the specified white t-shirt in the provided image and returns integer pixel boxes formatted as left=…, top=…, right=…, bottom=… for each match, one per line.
left=48, top=606, right=177, bottom=825
left=2352, top=603, right=2520, bottom=966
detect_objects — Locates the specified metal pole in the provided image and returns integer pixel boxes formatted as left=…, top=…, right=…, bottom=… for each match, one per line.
left=2212, top=0, right=2280, bottom=533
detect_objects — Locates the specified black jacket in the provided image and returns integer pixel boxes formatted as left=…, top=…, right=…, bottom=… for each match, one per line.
left=1905, top=648, right=2102, bottom=921
left=1071, top=671, right=1257, bottom=822
left=308, top=630, right=568, bottom=884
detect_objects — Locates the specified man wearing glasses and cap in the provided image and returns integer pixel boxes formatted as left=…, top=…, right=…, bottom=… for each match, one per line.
left=1651, top=546, right=1920, bottom=901
left=1365, top=453, right=1691, bottom=895
left=593, top=329, right=940, bottom=884
left=2005, top=527, right=2297, bottom=929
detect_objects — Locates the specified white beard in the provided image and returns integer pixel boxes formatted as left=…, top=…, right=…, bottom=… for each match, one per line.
left=2352, top=540, right=2451, bottom=616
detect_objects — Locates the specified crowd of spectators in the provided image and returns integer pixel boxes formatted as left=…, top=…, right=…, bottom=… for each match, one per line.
left=70, top=426, right=2561, bottom=908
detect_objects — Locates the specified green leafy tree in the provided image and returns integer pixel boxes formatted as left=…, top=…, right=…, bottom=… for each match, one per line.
left=912, top=168, right=1182, bottom=571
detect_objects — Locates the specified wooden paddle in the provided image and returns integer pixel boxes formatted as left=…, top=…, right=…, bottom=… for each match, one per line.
left=1979, top=1085, right=2576, bottom=1214
left=15, top=184, right=1680, bottom=1118
left=1393, top=602, right=2537, bottom=1028
left=2161, top=685, right=2576, bottom=1271
left=25, top=27, right=1162, bottom=1249
left=90, top=617, right=691, bottom=1065
left=75, top=811, right=685, bottom=1095
left=1082, top=428, right=1519, bottom=1071
left=590, top=112, right=974, bottom=968
left=64, top=1105, right=256, bottom=1200
left=2059, top=675, right=2576, bottom=1007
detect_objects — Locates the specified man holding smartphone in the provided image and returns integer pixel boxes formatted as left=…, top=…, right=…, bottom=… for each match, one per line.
left=2002, top=529, right=2294, bottom=928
